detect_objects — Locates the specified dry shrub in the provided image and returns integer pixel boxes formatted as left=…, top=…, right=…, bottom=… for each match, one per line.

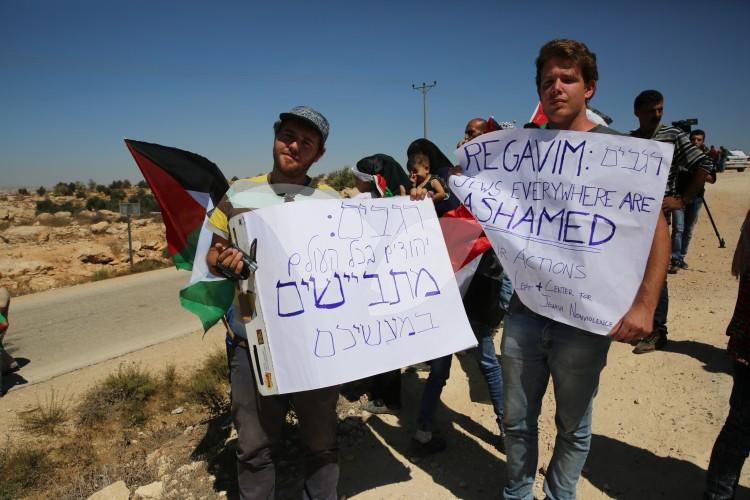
left=159, top=363, right=179, bottom=407
left=131, top=259, right=170, bottom=273
left=11, top=279, right=34, bottom=297
left=74, top=212, right=103, bottom=225
left=89, top=268, right=114, bottom=282
left=78, top=363, right=158, bottom=427
left=105, top=239, right=123, bottom=256
left=47, top=437, right=156, bottom=500
left=0, top=443, right=52, bottom=499
left=18, top=389, right=69, bottom=435
left=37, top=216, right=73, bottom=227
left=186, top=350, right=229, bottom=415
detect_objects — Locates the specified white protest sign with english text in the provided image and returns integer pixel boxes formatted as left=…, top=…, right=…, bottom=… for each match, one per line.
left=235, top=197, right=476, bottom=394
left=451, top=129, right=673, bottom=335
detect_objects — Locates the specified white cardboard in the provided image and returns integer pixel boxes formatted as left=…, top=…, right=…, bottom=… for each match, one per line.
left=231, top=197, right=476, bottom=394
left=451, top=128, right=674, bottom=335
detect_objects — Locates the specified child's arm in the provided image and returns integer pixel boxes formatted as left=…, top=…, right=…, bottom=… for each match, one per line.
left=429, top=178, right=447, bottom=203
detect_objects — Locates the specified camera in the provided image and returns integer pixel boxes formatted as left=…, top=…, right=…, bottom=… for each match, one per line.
left=671, top=118, right=698, bottom=134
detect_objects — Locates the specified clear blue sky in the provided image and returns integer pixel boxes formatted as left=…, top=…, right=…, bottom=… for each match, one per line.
left=2, top=0, right=748, bottom=187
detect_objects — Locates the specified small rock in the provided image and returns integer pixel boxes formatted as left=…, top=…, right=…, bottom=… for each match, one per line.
left=634, top=399, right=640, bottom=405
left=171, top=406, right=184, bottom=415
left=133, top=481, right=164, bottom=499
left=86, top=480, right=130, bottom=500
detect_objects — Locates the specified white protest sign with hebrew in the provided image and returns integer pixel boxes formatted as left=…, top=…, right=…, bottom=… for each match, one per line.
left=450, top=129, right=674, bottom=335
left=230, top=197, right=476, bottom=394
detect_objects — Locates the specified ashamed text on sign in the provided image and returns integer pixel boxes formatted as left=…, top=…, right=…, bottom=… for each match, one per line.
left=238, top=198, right=475, bottom=393
left=451, top=129, right=673, bottom=335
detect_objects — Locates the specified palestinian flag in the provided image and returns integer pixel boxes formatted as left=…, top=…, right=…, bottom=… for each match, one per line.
left=125, top=139, right=234, bottom=330
left=440, top=205, right=490, bottom=273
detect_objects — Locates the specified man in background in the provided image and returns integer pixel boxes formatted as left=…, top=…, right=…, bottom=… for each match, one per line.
left=630, top=90, right=714, bottom=353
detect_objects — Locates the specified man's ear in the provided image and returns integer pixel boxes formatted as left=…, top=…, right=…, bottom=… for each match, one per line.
left=314, top=147, right=326, bottom=163
left=584, top=79, right=596, bottom=100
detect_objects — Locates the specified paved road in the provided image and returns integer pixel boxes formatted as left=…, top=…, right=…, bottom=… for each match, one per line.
left=4, top=268, right=204, bottom=386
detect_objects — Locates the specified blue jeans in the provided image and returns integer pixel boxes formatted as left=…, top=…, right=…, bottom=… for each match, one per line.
left=705, top=361, right=750, bottom=499
left=501, top=303, right=611, bottom=500
left=417, top=321, right=504, bottom=431
left=671, top=197, right=703, bottom=261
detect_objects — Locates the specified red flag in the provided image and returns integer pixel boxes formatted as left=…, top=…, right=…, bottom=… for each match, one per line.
left=485, top=116, right=502, bottom=132
left=529, top=102, right=548, bottom=127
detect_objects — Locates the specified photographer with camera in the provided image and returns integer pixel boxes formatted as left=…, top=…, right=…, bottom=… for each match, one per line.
left=205, top=106, right=341, bottom=500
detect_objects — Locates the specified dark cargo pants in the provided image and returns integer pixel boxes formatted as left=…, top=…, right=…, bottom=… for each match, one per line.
left=228, top=342, right=340, bottom=500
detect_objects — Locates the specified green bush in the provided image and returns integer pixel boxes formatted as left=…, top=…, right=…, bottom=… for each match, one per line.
left=325, top=167, right=356, bottom=191
left=36, top=198, right=77, bottom=215
left=85, top=196, right=107, bottom=211
left=36, top=186, right=46, bottom=196
left=17, top=188, right=29, bottom=195
left=109, top=179, right=131, bottom=190
left=52, top=182, right=73, bottom=196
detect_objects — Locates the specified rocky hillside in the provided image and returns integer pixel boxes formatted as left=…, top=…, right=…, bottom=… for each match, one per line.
left=0, top=191, right=169, bottom=295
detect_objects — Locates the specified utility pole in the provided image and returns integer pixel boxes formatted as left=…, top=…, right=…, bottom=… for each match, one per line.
left=412, top=81, right=437, bottom=138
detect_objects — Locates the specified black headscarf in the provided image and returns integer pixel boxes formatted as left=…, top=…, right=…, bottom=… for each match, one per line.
left=355, top=154, right=410, bottom=198
left=406, top=138, right=459, bottom=214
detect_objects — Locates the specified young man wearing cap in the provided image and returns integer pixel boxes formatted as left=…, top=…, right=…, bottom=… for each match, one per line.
left=206, top=106, right=341, bottom=500
left=498, top=40, right=670, bottom=499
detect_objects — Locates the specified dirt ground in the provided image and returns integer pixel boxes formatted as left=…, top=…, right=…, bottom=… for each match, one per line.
left=2, top=172, right=749, bottom=499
